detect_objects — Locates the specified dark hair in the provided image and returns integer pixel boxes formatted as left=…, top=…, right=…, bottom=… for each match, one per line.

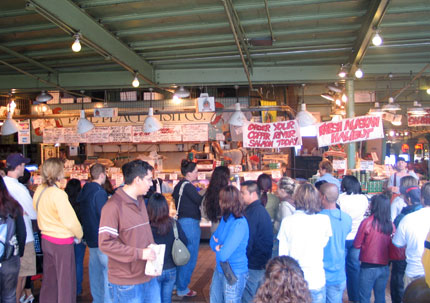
left=219, top=186, right=244, bottom=219
left=421, top=182, right=430, bottom=206
left=293, top=183, right=321, bottom=214
left=103, top=178, right=115, bottom=196
left=65, top=179, right=82, bottom=206
left=257, top=173, right=272, bottom=207
left=406, top=187, right=421, bottom=205
left=180, top=159, right=197, bottom=176
left=204, top=166, right=230, bottom=222
left=122, top=160, right=153, bottom=185
left=314, top=180, right=328, bottom=191
left=370, top=194, right=393, bottom=235
left=255, top=256, right=312, bottom=303
left=0, top=176, right=23, bottom=219
left=90, top=163, right=106, bottom=180
left=241, top=180, right=259, bottom=196
left=18, top=169, right=31, bottom=185
left=147, top=193, right=172, bottom=236
left=341, top=175, right=362, bottom=195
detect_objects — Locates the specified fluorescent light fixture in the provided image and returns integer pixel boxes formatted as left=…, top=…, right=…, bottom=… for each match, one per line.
left=327, top=84, right=342, bottom=93
left=35, top=90, right=53, bottom=103
left=77, top=110, right=94, bottom=134
left=355, top=68, right=364, bottom=78
left=229, top=102, right=248, bottom=126
left=1, top=112, right=19, bottom=136
left=321, top=93, right=335, bottom=102
left=427, top=88, right=430, bottom=95
left=72, top=33, right=81, bottom=52
left=368, top=102, right=383, bottom=116
left=144, top=108, right=162, bottom=133
left=174, top=86, right=190, bottom=98
left=132, top=73, right=140, bottom=88
left=382, top=97, right=401, bottom=111
left=407, top=101, right=427, bottom=116
left=372, top=32, right=383, bottom=46
left=295, top=103, right=317, bottom=127
left=391, top=115, right=402, bottom=126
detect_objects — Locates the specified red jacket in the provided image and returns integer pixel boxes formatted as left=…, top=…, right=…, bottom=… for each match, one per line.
left=353, top=215, right=395, bottom=265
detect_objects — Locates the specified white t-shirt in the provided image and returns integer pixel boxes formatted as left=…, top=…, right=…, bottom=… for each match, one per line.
left=277, top=210, right=332, bottom=290
left=393, top=207, right=430, bottom=278
left=391, top=196, right=407, bottom=222
left=338, top=193, right=369, bottom=240
left=4, top=176, right=36, bottom=243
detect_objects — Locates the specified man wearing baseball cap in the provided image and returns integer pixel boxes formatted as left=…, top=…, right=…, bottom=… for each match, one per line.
left=4, top=153, right=37, bottom=301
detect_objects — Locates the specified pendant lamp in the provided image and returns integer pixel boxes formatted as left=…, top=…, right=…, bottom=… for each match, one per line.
left=35, top=91, right=53, bottom=103
left=1, top=112, right=19, bottom=135
left=77, top=110, right=95, bottom=134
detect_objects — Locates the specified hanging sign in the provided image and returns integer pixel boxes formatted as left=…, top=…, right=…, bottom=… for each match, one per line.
left=407, top=109, right=430, bottom=126
left=317, top=115, right=384, bottom=148
left=243, top=121, right=302, bottom=149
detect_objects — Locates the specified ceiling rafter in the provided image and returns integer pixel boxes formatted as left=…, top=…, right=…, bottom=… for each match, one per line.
left=0, top=44, right=57, bottom=74
left=221, top=0, right=253, bottom=90
left=347, top=0, right=391, bottom=75
left=29, top=0, right=155, bottom=85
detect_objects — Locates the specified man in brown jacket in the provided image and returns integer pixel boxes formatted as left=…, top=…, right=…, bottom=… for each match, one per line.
left=99, top=160, right=160, bottom=303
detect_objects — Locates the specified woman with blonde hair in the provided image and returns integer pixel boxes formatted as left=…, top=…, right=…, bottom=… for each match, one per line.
left=255, top=256, right=312, bottom=303
left=33, top=158, right=83, bottom=303
left=277, top=183, right=332, bottom=303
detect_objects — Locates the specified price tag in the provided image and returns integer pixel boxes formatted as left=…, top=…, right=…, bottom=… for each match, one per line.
left=169, top=173, right=178, bottom=180
left=360, top=161, right=374, bottom=171
left=333, top=159, right=347, bottom=170
left=198, top=172, right=206, bottom=180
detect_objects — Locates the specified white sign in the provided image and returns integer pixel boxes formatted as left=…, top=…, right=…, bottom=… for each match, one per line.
left=333, top=159, right=347, bottom=170
left=360, top=160, right=374, bottom=171
left=317, top=115, right=384, bottom=147
left=271, top=170, right=282, bottom=180
left=94, top=108, right=118, bottom=118
left=18, top=120, right=31, bottom=144
left=197, top=94, right=215, bottom=112
left=243, top=121, right=302, bottom=148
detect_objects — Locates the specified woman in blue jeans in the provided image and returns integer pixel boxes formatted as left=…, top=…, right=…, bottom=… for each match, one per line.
left=353, top=195, right=394, bottom=303
left=172, top=160, right=203, bottom=297
left=147, top=193, right=188, bottom=303
left=210, top=185, right=249, bottom=303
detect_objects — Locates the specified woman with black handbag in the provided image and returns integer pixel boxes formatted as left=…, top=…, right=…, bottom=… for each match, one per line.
left=147, top=193, right=188, bottom=303
left=210, top=185, right=249, bottom=303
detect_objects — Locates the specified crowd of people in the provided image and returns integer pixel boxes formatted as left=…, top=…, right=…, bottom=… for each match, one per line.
left=0, top=154, right=430, bottom=303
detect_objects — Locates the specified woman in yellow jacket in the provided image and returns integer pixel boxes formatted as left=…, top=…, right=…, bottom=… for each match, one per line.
left=33, top=158, right=83, bottom=303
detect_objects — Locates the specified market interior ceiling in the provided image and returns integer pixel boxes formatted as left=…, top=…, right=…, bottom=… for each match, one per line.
left=0, top=0, right=429, bottom=98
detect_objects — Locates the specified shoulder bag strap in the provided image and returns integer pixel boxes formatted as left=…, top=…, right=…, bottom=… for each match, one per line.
left=35, top=186, right=50, bottom=211
left=175, top=181, right=189, bottom=219
left=394, top=173, right=397, bottom=187
left=173, top=219, right=179, bottom=240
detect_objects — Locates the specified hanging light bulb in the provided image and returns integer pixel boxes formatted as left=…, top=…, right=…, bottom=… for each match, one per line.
left=355, top=68, right=364, bottom=78
left=71, top=33, right=81, bottom=52
left=132, top=73, right=140, bottom=88
left=427, top=88, right=430, bottom=95
left=341, top=93, right=348, bottom=103
left=338, top=65, right=347, bottom=78
left=335, top=99, right=341, bottom=106
left=372, top=32, right=383, bottom=46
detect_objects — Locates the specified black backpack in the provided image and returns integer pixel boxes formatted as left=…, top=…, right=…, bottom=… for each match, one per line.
left=0, top=215, right=18, bottom=262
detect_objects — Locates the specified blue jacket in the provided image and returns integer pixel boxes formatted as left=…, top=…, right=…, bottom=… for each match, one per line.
left=77, top=182, right=108, bottom=248
left=210, top=214, right=249, bottom=275
left=244, top=200, right=273, bottom=270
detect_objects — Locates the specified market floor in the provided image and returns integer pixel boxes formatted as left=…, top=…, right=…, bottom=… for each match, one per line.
left=32, top=241, right=393, bottom=303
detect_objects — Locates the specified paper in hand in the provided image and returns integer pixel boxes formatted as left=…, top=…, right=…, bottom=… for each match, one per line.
left=145, top=244, right=166, bottom=276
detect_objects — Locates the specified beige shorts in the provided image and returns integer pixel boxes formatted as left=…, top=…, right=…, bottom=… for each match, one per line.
left=19, top=242, right=36, bottom=277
